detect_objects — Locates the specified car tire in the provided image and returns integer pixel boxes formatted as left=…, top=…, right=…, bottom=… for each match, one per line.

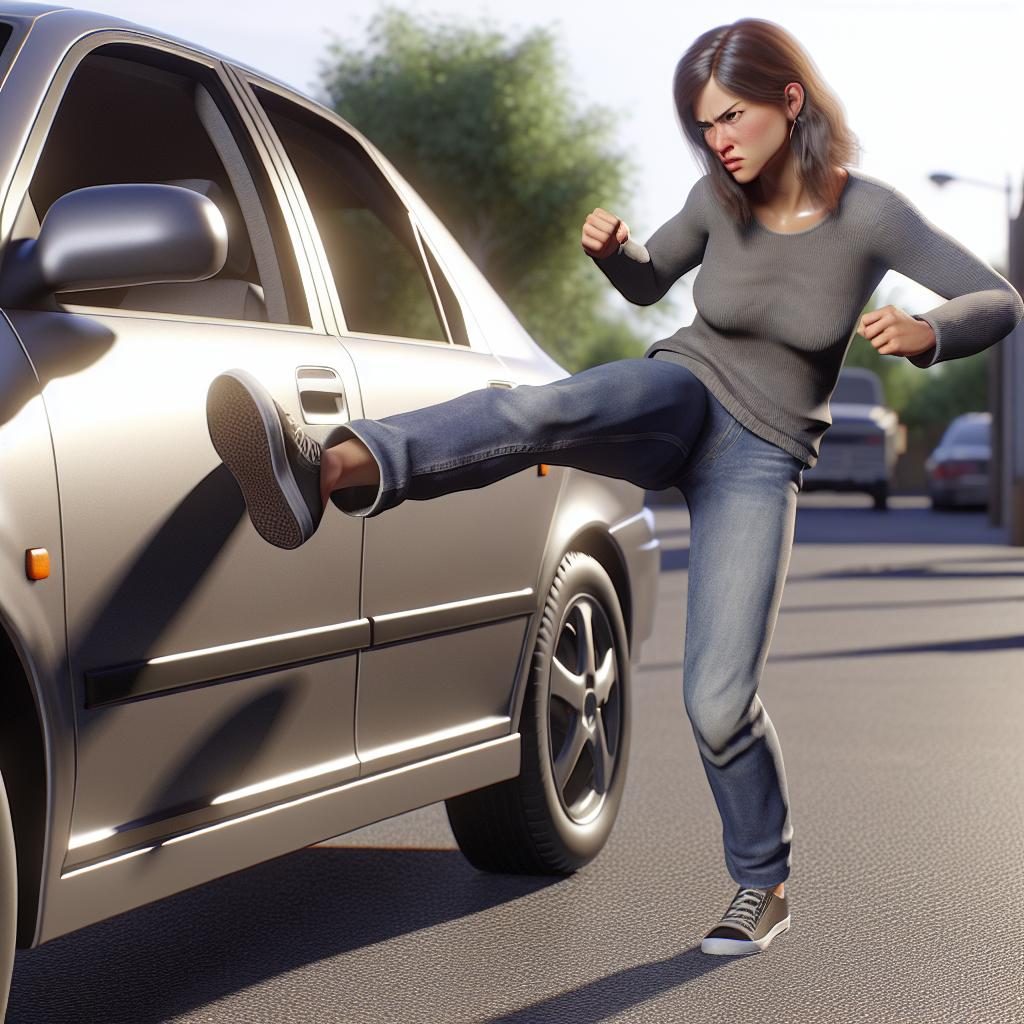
left=0, top=766, right=16, bottom=1021
left=445, top=550, right=631, bottom=874
left=871, top=483, right=889, bottom=510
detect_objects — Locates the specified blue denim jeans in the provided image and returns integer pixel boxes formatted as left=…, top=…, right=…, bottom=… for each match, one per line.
left=329, top=355, right=803, bottom=889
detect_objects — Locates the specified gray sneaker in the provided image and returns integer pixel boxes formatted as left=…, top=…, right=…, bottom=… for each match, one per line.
left=701, top=885, right=791, bottom=955
left=206, top=369, right=324, bottom=550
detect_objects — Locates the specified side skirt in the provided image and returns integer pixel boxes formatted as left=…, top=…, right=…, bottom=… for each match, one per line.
left=37, top=733, right=520, bottom=944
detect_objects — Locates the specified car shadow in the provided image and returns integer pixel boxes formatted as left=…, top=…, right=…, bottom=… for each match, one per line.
left=6, top=847, right=562, bottom=1023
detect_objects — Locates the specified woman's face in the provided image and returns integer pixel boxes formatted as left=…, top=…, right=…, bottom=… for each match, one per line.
left=693, top=75, right=801, bottom=183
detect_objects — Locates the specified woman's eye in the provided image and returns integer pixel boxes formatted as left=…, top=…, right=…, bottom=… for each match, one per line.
left=699, top=111, right=741, bottom=135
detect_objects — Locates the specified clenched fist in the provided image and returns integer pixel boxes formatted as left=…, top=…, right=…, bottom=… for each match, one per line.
left=582, top=208, right=630, bottom=260
left=857, top=304, right=936, bottom=359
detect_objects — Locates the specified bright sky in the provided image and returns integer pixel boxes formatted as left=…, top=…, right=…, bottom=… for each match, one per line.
left=66, top=0, right=1024, bottom=333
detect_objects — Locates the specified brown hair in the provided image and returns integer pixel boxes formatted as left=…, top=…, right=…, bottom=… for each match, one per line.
left=673, top=18, right=861, bottom=228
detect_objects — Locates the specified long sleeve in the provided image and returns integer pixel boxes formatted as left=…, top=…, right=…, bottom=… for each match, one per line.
left=589, top=174, right=709, bottom=306
left=873, top=185, right=1024, bottom=368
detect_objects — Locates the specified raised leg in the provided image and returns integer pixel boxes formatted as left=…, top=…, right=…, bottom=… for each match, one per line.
left=328, top=357, right=709, bottom=518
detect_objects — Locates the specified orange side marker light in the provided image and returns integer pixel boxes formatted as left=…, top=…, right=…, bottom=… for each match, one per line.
left=537, top=464, right=549, bottom=477
left=26, top=548, right=50, bottom=581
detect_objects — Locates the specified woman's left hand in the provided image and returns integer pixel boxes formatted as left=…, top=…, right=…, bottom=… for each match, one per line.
left=858, top=305, right=936, bottom=359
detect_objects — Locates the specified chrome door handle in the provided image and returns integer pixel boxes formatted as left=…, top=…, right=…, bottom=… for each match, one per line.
left=296, top=366, right=348, bottom=424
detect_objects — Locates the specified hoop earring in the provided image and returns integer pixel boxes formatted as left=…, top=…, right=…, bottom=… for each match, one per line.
left=789, top=114, right=801, bottom=141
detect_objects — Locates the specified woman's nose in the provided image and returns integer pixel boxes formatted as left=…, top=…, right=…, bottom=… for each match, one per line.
left=704, top=124, right=730, bottom=149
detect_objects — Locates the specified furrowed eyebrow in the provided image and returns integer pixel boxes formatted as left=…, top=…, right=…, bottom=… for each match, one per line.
left=695, top=101, right=741, bottom=127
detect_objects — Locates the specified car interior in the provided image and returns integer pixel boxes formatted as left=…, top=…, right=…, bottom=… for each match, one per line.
left=10, top=48, right=307, bottom=327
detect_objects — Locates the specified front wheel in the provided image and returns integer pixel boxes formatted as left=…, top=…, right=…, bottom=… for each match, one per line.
left=445, top=550, right=632, bottom=873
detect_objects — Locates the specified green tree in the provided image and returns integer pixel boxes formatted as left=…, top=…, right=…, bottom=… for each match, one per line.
left=899, top=346, right=989, bottom=428
left=315, top=7, right=646, bottom=370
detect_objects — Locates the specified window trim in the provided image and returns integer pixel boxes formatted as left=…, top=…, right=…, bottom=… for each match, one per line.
left=226, top=66, right=487, bottom=353
left=0, top=29, right=324, bottom=332
left=410, top=214, right=471, bottom=348
left=410, top=215, right=458, bottom=345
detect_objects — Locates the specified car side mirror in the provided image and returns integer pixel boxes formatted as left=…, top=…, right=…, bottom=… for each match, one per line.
left=0, top=183, right=229, bottom=309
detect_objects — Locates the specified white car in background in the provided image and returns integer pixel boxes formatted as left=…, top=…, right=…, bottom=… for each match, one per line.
left=801, top=367, right=906, bottom=510
left=925, top=413, right=991, bottom=509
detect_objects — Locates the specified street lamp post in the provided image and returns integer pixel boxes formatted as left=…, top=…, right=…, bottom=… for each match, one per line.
left=927, top=171, right=1017, bottom=534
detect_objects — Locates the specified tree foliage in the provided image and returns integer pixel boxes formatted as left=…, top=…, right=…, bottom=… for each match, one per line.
left=315, top=6, right=646, bottom=369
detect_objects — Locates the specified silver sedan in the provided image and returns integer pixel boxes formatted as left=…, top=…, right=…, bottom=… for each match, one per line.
left=0, top=4, right=660, bottom=1014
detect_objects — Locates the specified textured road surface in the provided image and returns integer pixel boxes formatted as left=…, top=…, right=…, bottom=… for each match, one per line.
left=8, top=494, right=1024, bottom=1023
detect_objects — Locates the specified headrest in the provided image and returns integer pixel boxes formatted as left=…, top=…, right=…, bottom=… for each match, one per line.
left=161, top=178, right=251, bottom=276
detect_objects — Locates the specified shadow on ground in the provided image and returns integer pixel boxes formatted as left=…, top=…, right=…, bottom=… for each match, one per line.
left=7, top=847, right=560, bottom=1024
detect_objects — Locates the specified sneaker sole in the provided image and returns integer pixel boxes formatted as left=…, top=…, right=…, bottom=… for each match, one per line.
left=207, top=371, right=314, bottom=550
left=700, top=914, right=791, bottom=955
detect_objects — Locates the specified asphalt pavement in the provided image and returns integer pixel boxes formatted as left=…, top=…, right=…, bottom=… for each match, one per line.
left=7, top=492, right=1024, bottom=1023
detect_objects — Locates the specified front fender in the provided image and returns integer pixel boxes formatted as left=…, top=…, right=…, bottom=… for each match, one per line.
left=0, top=309, right=73, bottom=948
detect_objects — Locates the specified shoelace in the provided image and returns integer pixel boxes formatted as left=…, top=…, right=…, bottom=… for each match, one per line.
left=283, top=409, right=322, bottom=465
left=720, top=887, right=769, bottom=931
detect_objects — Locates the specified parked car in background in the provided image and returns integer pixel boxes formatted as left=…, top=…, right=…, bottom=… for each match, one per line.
left=800, top=367, right=906, bottom=510
left=0, top=4, right=661, bottom=1014
left=925, top=412, right=991, bottom=510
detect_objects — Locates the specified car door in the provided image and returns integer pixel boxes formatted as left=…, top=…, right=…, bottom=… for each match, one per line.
left=231, top=74, right=562, bottom=774
left=0, top=36, right=365, bottom=872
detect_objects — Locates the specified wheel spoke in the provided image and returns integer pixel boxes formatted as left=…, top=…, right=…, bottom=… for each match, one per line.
left=578, top=600, right=597, bottom=679
left=549, top=655, right=586, bottom=710
left=591, top=712, right=614, bottom=795
left=553, top=718, right=587, bottom=791
left=593, top=646, right=616, bottom=706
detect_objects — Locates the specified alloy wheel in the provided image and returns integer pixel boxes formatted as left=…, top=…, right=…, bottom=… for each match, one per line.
left=546, top=594, right=623, bottom=825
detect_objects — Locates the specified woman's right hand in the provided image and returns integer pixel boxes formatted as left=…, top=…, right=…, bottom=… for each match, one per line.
left=582, top=208, right=630, bottom=260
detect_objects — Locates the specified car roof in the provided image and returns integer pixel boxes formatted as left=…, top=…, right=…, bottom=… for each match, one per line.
left=0, top=2, right=68, bottom=15
left=0, top=3, right=310, bottom=99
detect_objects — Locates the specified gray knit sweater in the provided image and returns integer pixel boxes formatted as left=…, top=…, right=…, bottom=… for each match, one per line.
left=591, top=167, right=1024, bottom=468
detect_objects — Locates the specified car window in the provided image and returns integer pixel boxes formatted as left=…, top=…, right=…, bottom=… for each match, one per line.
left=16, top=45, right=310, bottom=327
left=253, top=86, right=468, bottom=345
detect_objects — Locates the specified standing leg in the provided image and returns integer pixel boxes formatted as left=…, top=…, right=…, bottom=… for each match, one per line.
left=677, top=412, right=804, bottom=891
